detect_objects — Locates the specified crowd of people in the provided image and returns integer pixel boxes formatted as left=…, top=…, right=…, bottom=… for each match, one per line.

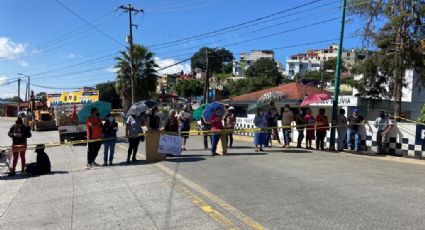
left=251, top=101, right=393, bottom=155
left=5, top=101, right=394, bottom=177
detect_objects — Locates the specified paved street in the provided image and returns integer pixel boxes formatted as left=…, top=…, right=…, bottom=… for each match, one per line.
left=1, top=118, right=425, bottom=229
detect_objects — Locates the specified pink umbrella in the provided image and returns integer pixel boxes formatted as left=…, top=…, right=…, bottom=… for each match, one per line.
left=301, top=93, right=332, bottom=106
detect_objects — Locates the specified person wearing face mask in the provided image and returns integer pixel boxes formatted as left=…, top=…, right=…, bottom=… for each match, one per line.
left=102, top=114, right=118, bottom=166
left=281, top=104, right=294, bottom=148
left=86, top=107, right=103, bottom=168
left=8, top=117, right=32, bottom=176
left=126, top=112, right=144, bottom=164
left=254, top=108, right=268, bottom=152
left=210, top=108, right=224, bottom=156
left=374, top=111, right=393, bottom=155
left=146, top=106, right=161, bottom=131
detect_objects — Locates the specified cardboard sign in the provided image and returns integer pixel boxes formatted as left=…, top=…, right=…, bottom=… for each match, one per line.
left=158, top=134, right=183, bottom=155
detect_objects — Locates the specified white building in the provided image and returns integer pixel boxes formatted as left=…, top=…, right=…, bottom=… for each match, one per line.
left=232, top=50, right=275, bottom=77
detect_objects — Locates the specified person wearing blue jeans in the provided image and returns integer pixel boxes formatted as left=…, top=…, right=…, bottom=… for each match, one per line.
left=281, top=104, right=294, bottom=148
left=209, top=108, right=224, bottom=156
left=103, top=114, right=118, bottom=166
left=347, top=109, right=364, bottom=151
left=211, top=133, right=221, bottom=155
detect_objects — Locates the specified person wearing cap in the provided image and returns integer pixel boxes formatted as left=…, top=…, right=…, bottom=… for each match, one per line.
left=25, top=144, right=51, bottom=176
left=347, top=108, right=364, bottom=151
left=374, top=111, right=393, bottom=155
left=8, top=117, right=32, bottom=176
left=224, top=106, right=236, bottom=148
left=178, top=105, right=192, bottom=150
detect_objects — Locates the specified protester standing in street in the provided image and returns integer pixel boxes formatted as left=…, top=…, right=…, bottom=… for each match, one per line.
left=163, top=110, right=179, bottom=133
left=315, top=108, right=329, bottom=150
left=294, top=109, right=306, bottom=148
left=265, top=102, right=280, bottom=147
left=86, top=107, right=103, bottom=167
left=7, top=117, right=31, bottom=176
left=199, top=117, right=211, bottom=149
left=102, top=114, right=118, bottom=166
left=178, top=105, right=192, bottom=150
left=126, top=113, right=144, bottom=164
left=337, top=109, right=348, bottom=151
left=146, top=106, right=161, bottom=131
left=304, top=109, right=316, bottom=149
left=210, top=108, right=224, bottom=156
left=254, top=108, right=268, bottom=152
left=347, top=109, right=364, bottom=151
left=281, top=104, right=294, bottom=148
left=224, top=106, right=236, bottom=148
left=374, top=111, right=393, bottom=155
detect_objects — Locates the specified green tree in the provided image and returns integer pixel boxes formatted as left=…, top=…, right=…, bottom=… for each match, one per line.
left=114, top=44, right=159, bottom=111
left=96, top=81, right=121, bottom=109
left=245, top=58, right=283, bottom=85
left=224, top=76, right=275, bottom=97
left=349, top=0, right=425, bottom=118
left=419, top=103, right=425, bottom=123
left=191, top=47, right=233, bottom=73
left=173, top=80, right=204, bottom=98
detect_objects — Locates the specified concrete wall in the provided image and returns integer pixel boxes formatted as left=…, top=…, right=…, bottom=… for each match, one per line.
left=235, top=117, right=425, bottom=159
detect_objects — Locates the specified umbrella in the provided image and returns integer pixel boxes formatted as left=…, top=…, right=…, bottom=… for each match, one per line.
left=202, top=102, right=225, bottom=121
left=139, top=100, right=157, bottom=108
left=300, top=93, right=332, bottom=106
left=192, top=104, right=207, bottom=121
left=247, top=103, right=269, bottom=113
left=78, top=101, right=112, bottom=122
left=258, top=91, right=287, bottom=104
left=127, top=101, right=149, bottom=116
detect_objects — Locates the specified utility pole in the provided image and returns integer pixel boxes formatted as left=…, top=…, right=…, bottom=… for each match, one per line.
left=203, top=49, right=210, bottom=104
left=320, top=59, right=325, bottom=93
left=18, top=73, right=30, bottom=101
left=117, top=4, right=143, bottom=106
left=329, top=0, right=347, bottom=150
left=17, top=78, right=21, bottom=102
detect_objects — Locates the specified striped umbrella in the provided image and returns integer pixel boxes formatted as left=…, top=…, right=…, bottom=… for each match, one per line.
left=258, top=91, right=287, bottom=104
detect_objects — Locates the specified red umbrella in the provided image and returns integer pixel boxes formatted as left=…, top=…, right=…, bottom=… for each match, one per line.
left=300, top=93, right=332, bottom=106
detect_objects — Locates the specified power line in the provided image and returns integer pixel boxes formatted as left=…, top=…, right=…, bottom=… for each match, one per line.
left=54, top=0, right=126, bottom=47
left=148, top=0, right=326, bottom=48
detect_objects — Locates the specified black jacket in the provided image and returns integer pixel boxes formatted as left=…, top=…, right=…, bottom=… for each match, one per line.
left=8, top=125, right=31, bottom=145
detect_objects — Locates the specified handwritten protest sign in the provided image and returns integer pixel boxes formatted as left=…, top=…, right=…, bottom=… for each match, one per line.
left=158, top=134, right=183, bottom=156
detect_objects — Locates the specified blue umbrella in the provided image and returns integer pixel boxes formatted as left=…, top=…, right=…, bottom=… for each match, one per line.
left=202, top=101, right=225, bottom=121
left=78, top=101, right=112, bottom=122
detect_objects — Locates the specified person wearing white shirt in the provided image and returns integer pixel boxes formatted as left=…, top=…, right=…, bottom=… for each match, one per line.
left=374, top=111, right=393, bottom=155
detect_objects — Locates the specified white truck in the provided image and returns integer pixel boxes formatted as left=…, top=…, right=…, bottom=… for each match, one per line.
left=54, top=103, right=87, bottom=144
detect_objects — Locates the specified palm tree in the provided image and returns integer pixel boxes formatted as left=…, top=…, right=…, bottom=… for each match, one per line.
left=115, top=44, right=159, bottom=111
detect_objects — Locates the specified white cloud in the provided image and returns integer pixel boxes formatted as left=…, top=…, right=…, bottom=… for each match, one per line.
left=105, top=66, right=119, bottom=73
left=0, top=37, right=26, bottom=59
left=0, top=75, right=7, bottom=85
left=155, top=57, right=191, bottom=75
left=19, top=60, right=29, bottom=67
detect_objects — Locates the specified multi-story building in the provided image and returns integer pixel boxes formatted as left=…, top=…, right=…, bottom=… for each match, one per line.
left=156, top=74, right=177, bottom=94
left=232, top=50, right=275, bottom=77
left=285, top=44, right=371, bottom=78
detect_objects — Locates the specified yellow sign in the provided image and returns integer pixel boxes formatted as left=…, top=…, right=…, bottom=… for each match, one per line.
left=47, top=90, right=99, bottom=106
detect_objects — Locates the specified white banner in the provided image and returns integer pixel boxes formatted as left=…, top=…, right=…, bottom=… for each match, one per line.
left=158, top=134, right=183, bottom=155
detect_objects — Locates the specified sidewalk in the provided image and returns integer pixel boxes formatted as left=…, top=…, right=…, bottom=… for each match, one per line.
left=0, top=143, right=221, bottom=230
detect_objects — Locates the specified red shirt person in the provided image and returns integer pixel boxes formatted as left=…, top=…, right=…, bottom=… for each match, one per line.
left=315, top=108, right=329, bottom=150
left=86, top=107, right=103, bottom=167
left=209, top=108, right=223, bottom=156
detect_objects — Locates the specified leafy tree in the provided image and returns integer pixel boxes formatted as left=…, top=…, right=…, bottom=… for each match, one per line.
left=114, top=44, right=159, bottom=111
left=419, top=103, right=425, bottom=123
left=191, top=47, right=233, bottom=73
left=245, top=58, right=283, bottom=85
left=96, top=81, right=121, bottom=109
left=224, top=76, right=275, bottom=97
left=173, top=80, right=204, bottom=98
left=349, top=0, right=425, bottom=118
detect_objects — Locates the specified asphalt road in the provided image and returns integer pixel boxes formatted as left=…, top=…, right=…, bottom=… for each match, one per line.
left=1, top=118, right=425, bottom=229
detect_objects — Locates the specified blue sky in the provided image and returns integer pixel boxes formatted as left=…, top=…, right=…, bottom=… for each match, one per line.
left=0, top=0, right=365, bottom=98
